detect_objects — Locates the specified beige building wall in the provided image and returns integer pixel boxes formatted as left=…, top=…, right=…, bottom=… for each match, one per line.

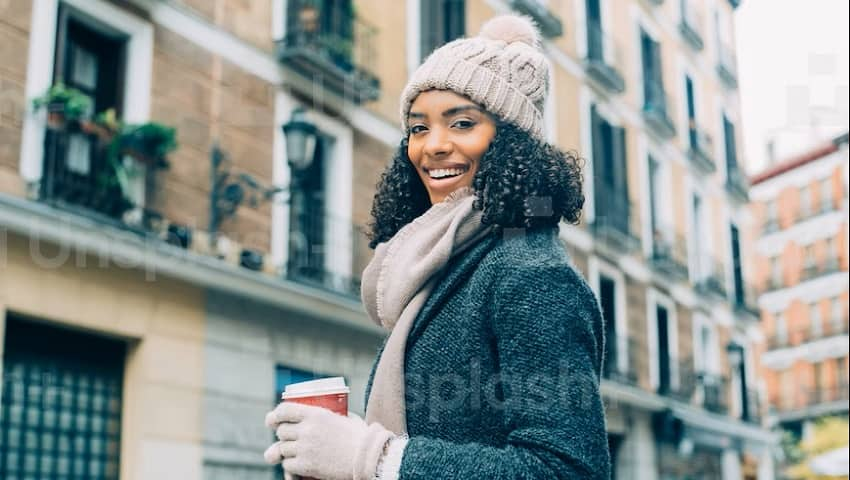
left=0, top=233, right=207, bottom=480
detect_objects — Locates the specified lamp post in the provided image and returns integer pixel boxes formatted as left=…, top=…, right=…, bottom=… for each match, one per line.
left=281, top=108, right=319, bottom=278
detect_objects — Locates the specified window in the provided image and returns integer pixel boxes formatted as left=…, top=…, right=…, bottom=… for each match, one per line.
left=685, top=75, right=697, bottom=147
left=697, top=323, right=717, bottom=374
left=600, top=275, right=618, bottom=377
left=770, top=255, right=782, bottom=288
left=723, top=114, right=739, bottom=174
left=590, top=105, right=629, bottom=234
left=656, top=304, right=672, bottom=394
left=766, top=199, right=778, bottom=225
left=1, top=316, right=125, bottom=480
left=730, top=224, right=744, bottom=306
left=810, top=302, right=822, bottom=339
left=41, top=6, right=130, bottom=217
left=420, top=0, right=465, bottom=59
left=648, top=155, right=662, bottom=239
left=775, top=312, right=788, bottom=346
left=803, top=244, right=816, bottom=269
left=837, top=359, right=847, bottom=390
left=831, top=297, right=845, bottom=333
left=800, top=185, right=811, bottom=217
left=820, top=177, right=833, bottom=212
left=586, top=0, right=604, bottom=61
left=641, top=29, right=665, bottom=111
left=287, top=132, right=329, bottom=288
left=826, top=237, right=837, bottom=267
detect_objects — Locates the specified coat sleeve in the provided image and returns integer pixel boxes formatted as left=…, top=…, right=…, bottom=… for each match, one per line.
left=396, top=264, right=611, bottom=479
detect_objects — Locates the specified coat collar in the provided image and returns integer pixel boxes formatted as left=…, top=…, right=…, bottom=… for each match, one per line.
left=405, top=231, right=500, bottom=346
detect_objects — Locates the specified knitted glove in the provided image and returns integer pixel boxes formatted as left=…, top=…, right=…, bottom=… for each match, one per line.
left=264, top=402, right=394, bottom=480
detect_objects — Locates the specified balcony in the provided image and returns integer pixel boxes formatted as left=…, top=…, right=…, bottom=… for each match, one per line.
left=603, top=335, right=641, bottom=386
left=694, top=259, right=727, bottom=300
left=287, top=208, right=366, bottom=299
left=699, top=372, right=729, bottom=414
left=37, top=119, right=174, bottom=237
left=767, top=321, right=849, bottom=350
left=510, top=0, right=563, bottom=38
left=591, top=191, right=640, bottom=253
left=806, top=384, right=850, bottom=406
left=643, top=79, right=676, bottom=139
left=801, top=257, right=843, bottom=282
left=584, top=23, right=626, bottom=94
left=649, top=227, right=689, bottom=280
left=678, top=0, right=705, bottom=51
left=725, top=166, right=749, bottom=203
left=665, top=358, right=698, bottom=403
left=276, top=0, right=380, bottom=104
left=687, top=125, right=716, bottom=174
left=716, top=41, right=739, bottom=89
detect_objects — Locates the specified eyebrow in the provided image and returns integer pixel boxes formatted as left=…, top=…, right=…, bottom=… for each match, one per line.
left=407, top=105, right=485, bottom=119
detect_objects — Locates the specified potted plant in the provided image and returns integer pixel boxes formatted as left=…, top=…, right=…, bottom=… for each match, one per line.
left=32, top=83, right=93, bottom=129
left=115, top=122, right=177, bottom=169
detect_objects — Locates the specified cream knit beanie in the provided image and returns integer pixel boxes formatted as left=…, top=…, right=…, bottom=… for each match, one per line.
left=400, top=14, right=550, bottom=141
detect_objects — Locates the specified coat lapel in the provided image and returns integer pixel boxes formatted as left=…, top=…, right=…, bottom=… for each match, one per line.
left=405, top=232, right=500, bottom=347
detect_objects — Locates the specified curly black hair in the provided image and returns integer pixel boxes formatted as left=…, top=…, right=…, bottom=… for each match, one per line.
left=366, top=119, right=585, bottom=249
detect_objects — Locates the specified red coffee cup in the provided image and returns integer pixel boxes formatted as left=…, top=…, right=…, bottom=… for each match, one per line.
left=281, top=377, right=350, bottom=480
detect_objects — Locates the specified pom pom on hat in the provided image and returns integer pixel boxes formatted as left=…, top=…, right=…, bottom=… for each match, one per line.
left=479, top=14, right=541, bottom=48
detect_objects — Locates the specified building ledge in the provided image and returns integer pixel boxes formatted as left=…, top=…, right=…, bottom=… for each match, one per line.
left=0, top=193, right=383, bottom=337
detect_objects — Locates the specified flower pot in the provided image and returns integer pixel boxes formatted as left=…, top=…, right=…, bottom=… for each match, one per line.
left=166, top=223, right=192, bottom=249
left=240, top=248, right=264, bottom=271
left=46, top=107, right=66, bottom=131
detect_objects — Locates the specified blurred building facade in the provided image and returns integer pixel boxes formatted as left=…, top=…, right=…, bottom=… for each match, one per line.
left=0, top=0, right=777, bottom=479
left=750, top=133, right=849, bottom=450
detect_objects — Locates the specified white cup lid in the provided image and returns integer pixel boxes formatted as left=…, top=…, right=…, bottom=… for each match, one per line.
left=282, top=377, right=349, bottom=399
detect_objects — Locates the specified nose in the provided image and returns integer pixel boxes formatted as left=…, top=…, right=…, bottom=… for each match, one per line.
left=422, top=126, right=453, bottom=159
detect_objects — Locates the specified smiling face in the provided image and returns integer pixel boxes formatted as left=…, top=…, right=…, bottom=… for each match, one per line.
left=407, top=90, right=497, bottom=205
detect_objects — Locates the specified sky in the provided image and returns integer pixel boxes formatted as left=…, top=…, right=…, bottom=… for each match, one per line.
left=735, top=0, right=850, bottom=174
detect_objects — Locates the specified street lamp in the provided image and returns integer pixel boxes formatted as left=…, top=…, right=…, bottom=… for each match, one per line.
left=725, top=342, right=742, bottom=366
left=281, top=108, right=319, bottom=280
left=282, top=108, right=318, bottom=175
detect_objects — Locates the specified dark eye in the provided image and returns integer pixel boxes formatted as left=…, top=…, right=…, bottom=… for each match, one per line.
left=409, top=124, right=427, bottom=135
left=453, top=119, right=476, bottom=129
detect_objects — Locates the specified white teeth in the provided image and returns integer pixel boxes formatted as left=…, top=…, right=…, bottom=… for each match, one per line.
left=428, top=168, right=467, bottom=179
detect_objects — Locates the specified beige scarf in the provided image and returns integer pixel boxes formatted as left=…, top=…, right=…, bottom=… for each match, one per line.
left=361, top=187, right=492, bottom=435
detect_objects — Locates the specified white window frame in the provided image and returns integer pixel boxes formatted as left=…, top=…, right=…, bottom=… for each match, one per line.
left=638, top=133, right=674, bottom=259
left=21, top=0, right=153, bottom=190
left=588, top=256, right=629, bottom=374
left=647, top=288, right=680, bottom=391
left=271, top=93, right=354, bottom=286
left=692, top=313, right=719, bottom=375
left=576, top=0, right=614, bottom=62
left=406, top=0, right=422, bottom=76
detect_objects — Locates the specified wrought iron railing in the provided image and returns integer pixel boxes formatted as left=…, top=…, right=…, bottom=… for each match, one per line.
left=649, top=227, right=689, bottom=279
left=679, top=0, right=705, bottom=50
left=643, top=78, right=676, bottom=138
left=687, top=125, right=716, bottom=173
left=286, top=207, right=366, bottom=299
left=276, top=0, right=380, bottom=103
left=725, top=166, right=749, bottom=201
left=699, top=372, right=729, bottom=414
left=591, top=187, right=640, bottom=252
left=801, top=257, right=843, bottom=281
left=603, top=335, right=642, bottom=386
left=716, top=40, right=738, bottom=87
left=695, top=258, right=727, bottom=298
left=585, top=23, right=625, bottom=93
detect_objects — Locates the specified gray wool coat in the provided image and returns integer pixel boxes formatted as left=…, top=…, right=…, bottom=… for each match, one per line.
left=364, top=226, right=611, bottom=479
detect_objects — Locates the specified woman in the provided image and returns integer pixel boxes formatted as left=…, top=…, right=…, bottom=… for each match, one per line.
left=264, top=14, right=610, bottom=479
